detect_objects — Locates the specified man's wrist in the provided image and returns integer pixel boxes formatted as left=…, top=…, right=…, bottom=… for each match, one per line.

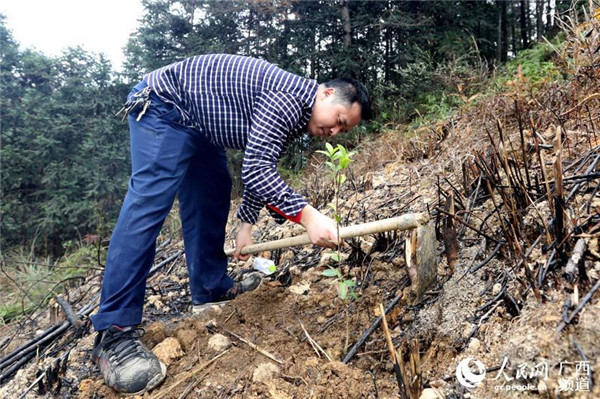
left=299, top=205, right=315, bottom=228
left=239, top=221, right=253, bottom=232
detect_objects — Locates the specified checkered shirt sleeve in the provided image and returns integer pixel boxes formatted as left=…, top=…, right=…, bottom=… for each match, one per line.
left=236, top=91, right=308, bottom=224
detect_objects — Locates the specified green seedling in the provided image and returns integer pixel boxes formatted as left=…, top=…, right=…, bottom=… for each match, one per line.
left=316, top=143, right=357, bottom=301
left=322, top=267, right=356, bottom=300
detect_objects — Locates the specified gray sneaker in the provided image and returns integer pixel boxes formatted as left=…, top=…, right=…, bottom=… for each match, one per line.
left=92, top=325, right=167, bottom=395
left=192, top=273, right=262, bottom=314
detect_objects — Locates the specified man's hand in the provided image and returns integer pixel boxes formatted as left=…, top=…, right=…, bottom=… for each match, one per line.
left=300, top=205, right=341, bottom=249
left=233, top=222, right=253, bottom=261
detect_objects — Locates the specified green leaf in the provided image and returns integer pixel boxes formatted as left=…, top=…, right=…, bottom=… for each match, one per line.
left=315, top=150, right=329, bottom=156
left=330, top=253, right=341, bottom=262
left=327, top=202, right=337, bottom=212
left=335, top=215, right=341, bottom=223
left=268, top=265, right=277, bottom=273
left=338, top=281, right=348, bottom=300
left=337, top=174, right=346, bottom=185
left=322, top=268, right=340, bottom=277
left=331, top=151, right=343, bottom=160
left=325, top=161, right=335, bottom=170
left=343, top=279, right=355, bottom=287
left=325, top=142, right=334, bottom=154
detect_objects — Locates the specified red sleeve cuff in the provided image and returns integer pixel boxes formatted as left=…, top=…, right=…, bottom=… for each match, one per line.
left=266, top=204, right=303, bottom=224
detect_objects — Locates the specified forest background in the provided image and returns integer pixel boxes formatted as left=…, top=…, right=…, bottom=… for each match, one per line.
left=0, top=0, right=574, bottom=321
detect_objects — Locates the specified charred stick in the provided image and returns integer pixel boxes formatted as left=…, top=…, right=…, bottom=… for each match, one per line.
left=0, top=352, right=37, bottom=385
left=562, top=298, right=572, bottom=324
left=564, top=147, right=595, bottom=173
left=537, top=139, right=554, bottom=211
left=462, top=301, right=502, bottom=350
left=0, top=322, right=64, bottom=371
left=443, top=193, right=458, bottom=274
left=586, top=181, right=600, bottom=214
left=54, top=296, right=83, bottom=330
left=343, top=289, right=405, bottom=364
left=149, top=250, right=184, bottom=275
left=538, top=248, right=558, bottom=286
left=564, top=172, right=600, bottom=181
left=477, top=275, right=507, bottom=314
left=442, top=177, right=466, bottom=210
left=0, top=322, right=69, bottom=383
left=467, top=242, right=504, bottom=275
left=436, top=208, right=501, bottom=244
left=514, top=234, right=543, bottom=272
left=516, top=99, right=532, bottom=190
left=459, top=175, right=483, bottom=239
left=566, top=154, right=600, bottom=204
left=0, top=250, right=180, bottom=380
left=585, top=105, right=597, bottom=147
left=573, top=338, right=594, bottom=389
left=557, top=279, right=600, bottom=333
left=483, top=178, right=514, bottom=249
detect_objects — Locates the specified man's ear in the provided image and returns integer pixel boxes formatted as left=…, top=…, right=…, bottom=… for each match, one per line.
left=322, top=87, right=335, bottom=98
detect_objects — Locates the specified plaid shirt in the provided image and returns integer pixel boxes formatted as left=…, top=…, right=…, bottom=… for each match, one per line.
left=144, top=54, right=318, bottom=225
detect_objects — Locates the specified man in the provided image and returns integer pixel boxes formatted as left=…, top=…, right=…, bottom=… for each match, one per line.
left=90, top=54, right=371, bottom=394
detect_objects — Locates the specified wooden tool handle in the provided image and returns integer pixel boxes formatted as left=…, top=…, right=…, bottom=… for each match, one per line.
left=225, top=213, right=428, bottom=256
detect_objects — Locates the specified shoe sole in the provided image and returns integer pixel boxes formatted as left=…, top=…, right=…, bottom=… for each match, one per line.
left=121, top=361, right=167, bottom=396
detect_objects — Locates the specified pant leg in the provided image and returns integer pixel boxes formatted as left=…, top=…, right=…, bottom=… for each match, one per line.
left=92, top=84, right=198, bottom=331
left=178, top=137, right=234, bottom=304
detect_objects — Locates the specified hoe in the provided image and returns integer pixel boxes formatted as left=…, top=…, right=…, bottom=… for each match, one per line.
left=225, top=213, right=437, bottom=301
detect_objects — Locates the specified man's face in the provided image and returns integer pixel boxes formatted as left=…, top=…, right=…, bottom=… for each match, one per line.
left=307, top=87, right=362, bottom=138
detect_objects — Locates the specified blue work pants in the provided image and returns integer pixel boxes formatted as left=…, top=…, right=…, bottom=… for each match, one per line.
left=91, top=81, right=234, bottom=331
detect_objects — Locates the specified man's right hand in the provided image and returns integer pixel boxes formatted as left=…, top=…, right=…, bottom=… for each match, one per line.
left=299, top=205, right=341, bottom=249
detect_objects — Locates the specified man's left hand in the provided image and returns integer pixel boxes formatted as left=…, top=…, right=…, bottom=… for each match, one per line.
left=233, top=222, right=253, bottom=261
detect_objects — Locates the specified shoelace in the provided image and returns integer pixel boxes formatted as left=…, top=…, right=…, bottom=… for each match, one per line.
left=102, top=328, right=147, bottom=365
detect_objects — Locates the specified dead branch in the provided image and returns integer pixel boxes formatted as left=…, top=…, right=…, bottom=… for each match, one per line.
left=298, top=319, right=332, bottom=362
left=379, top=303, right=408, bottom=399
left=207, top=322, right=283, bottom=365
left=564, top=238, right=587, bottom=282
left=557, top=278, right=600, bottom=333
left=54, top=295, right=83, bottom=330
left=343, top=285, right=406, bottom=364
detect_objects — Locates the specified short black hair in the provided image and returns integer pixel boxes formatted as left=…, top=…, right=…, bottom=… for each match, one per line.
left=321, top=77, right=372, bottom=121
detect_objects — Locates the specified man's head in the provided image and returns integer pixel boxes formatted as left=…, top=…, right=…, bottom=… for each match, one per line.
left=307, top=78, right=372, bottom=138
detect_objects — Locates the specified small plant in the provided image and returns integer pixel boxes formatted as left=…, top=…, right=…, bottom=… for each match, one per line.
left=317, top=142, right=358, bottom=352
left=316, top=143, right=357, bottom=300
